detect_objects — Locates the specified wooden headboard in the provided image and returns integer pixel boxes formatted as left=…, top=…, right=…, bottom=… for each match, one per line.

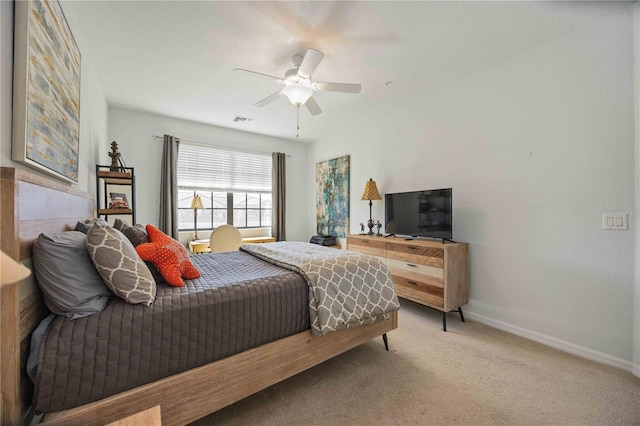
left=0, top=167, right=94, bottom=425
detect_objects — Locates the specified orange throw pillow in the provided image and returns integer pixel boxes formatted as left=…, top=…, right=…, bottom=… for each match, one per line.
left=135, top=225, right=201, bottom=287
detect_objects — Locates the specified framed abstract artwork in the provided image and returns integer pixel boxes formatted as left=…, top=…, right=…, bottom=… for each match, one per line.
left=315, top=155, right=350, bottom=237
left=12, top=0, right=81, bottom=183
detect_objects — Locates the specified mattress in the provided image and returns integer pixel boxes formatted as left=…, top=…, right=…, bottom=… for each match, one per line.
left=33, top=251, right=309, bottom=413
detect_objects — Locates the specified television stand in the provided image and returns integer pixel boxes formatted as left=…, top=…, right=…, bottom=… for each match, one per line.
left=346, top=235, right=469, bottom=331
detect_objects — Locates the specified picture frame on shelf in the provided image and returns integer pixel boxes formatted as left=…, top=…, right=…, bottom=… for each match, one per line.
left=109, top=193, right=129, bottom=209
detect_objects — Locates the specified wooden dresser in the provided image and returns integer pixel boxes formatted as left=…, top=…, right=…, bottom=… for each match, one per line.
left=347, top=235, right=469, bottom=331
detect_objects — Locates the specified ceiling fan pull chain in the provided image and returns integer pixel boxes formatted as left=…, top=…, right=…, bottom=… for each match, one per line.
left=296, top=105, right=300, bottom=138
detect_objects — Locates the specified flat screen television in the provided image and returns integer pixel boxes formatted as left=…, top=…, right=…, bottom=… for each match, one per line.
left=385, top=188, right=452, bottom=241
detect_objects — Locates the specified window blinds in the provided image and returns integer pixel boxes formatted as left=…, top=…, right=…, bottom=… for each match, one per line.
left=177, top=143, right=272, bottom=193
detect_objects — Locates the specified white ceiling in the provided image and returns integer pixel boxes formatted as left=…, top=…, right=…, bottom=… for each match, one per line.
left=61, top=1, right=620, bottom=143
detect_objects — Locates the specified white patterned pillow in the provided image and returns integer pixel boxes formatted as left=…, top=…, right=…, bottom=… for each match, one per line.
left=86, top=221, right=156, bottom=306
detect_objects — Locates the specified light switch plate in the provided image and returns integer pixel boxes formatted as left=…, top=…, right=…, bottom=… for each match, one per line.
left=602, top=213, right=628, bottom=230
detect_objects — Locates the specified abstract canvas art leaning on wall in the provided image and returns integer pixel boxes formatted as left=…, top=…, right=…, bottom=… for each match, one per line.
left=315, top=155, right=350, bottom=237
left=12, top=0, right=81, bottom=183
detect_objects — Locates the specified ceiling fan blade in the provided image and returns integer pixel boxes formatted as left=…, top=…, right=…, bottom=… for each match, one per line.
left=305, top=97, right=322, bottom=116
left=254, top=90, right=283, bottom=107
left=298, top=48, right=324, bottom=77
left=315, top=81, right=362, bottom=94
left=234, top=68, right=283, bottom=82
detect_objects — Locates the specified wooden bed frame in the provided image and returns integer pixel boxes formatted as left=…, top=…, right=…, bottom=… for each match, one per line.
left=0, top=167, right=398, bottom=426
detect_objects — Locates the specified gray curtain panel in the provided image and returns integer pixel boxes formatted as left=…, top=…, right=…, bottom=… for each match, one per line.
left=272, top=152, right=286, bottom=241
left=159, top=134, right=180, bottom=238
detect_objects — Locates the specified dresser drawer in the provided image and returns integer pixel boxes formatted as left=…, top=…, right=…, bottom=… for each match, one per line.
left=347, top=237, right=386, bottom=257
left=386, top=244, right=444, bottom=268
left=386, top=258, right=443, bottom=287
left=392, top=276, right=444, bottom=309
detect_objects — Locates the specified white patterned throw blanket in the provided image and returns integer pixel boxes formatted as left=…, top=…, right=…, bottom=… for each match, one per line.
left=241, top=242, right=400, bottom=336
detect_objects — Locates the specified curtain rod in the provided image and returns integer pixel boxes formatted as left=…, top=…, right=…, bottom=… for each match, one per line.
left=152, top=135, right=291, bottom=157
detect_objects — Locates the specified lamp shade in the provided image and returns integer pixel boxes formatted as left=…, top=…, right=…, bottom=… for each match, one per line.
left=1, top=251, right=31, bottom=287
left=361, top=178, right=382, bottom=201
left=282, top=84, right=313, bottom=106
left=190, top=195, right=204, bottom=210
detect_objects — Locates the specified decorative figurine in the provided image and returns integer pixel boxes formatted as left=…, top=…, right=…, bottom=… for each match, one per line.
left=360, top=222, right=365, bottom=235
left=376, top=220, right=382, bottom=237
left=108, top=141, right=121, bottom=171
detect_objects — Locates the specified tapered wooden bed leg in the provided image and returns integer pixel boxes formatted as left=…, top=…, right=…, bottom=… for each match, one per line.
left=382, top=333, right=389, bottom=351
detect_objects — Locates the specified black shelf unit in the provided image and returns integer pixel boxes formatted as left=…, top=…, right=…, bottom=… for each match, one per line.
left=96, top=164, right=136, bottom=224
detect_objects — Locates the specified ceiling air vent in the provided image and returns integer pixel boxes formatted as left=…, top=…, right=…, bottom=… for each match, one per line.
left=233, top=115, right=253, bottom=123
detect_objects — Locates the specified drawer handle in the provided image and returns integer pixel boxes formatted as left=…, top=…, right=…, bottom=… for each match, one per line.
left=362, top=240, right=369, bottom=243
left=406, top=263, right=417, bottom=268
left=407, top=280, right=418, bottom=285
left=407, top=246, right=418, bottom=250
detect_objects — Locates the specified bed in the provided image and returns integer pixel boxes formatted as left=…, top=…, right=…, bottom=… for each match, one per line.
left=0, top=167, right=399, bottom=425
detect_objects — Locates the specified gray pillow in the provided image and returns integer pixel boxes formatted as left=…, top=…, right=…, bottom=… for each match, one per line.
left=122, top=224, right=149, bottom=246
left=32, top=231, right=112, bottom=319
left=86, top=221, right=156, bottom=306
left=113, top=218, right=128, bottom=231
left=74, top=221, right=90, bottom=234
left=119, top=224, right=166, bottom=286
left=74, top=218, right=108, bottom=234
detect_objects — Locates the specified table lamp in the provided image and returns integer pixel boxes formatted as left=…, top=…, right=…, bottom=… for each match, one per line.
left=1, top=251, right=31, bottom=287
left=190, top=193, right=205, bottom=241
left=361, top=178, right=382, bottom=235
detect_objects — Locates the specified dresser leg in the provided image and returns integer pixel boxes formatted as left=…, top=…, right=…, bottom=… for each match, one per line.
left=382, top=333, right=389, bottom=351
left=457, top=307, right=465, bottom=323
left=442, top=308, right=465, bottom=331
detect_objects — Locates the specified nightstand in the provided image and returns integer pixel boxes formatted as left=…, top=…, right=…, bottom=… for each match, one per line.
left=188, top=239, right=211, bottom=254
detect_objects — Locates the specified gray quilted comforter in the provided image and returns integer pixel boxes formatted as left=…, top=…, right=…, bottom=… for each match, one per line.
left=33, top=251, right=309, bottom=413
left=241, top=242, right=400, bottom=336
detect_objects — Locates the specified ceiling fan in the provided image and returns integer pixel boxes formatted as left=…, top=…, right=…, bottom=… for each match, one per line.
left=234, top=48, right=361, bottom=116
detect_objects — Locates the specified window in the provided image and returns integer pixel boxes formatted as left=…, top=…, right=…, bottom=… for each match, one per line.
left=177, top=143, right=272, bottom=231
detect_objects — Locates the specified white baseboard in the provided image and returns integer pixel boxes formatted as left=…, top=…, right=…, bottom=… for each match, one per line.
left=464, top=311, right=634, bottom=373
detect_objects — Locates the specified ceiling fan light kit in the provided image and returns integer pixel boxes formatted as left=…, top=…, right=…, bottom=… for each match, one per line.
left=282, top=77, right=313, bottom=106
left=235, top=48, right=362, bottom=136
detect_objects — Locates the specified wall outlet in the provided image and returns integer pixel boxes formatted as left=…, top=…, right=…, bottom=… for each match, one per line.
left=602, top=213, right=627, bottom=230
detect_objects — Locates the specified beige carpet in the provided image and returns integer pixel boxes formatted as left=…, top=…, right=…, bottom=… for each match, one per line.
left=192, top=299, right=640, bottom=425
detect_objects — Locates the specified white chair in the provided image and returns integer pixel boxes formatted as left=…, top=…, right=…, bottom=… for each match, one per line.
left=209, top=224, right=242, bottom=253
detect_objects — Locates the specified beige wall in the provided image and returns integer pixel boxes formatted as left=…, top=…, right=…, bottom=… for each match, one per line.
left=0, top=1, right=109, bottom=195
left=633, top=1, right=640, bottom=379
left=107, top=106, right=310, bottom=243
left=308, top=2, right=637, bottom=370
